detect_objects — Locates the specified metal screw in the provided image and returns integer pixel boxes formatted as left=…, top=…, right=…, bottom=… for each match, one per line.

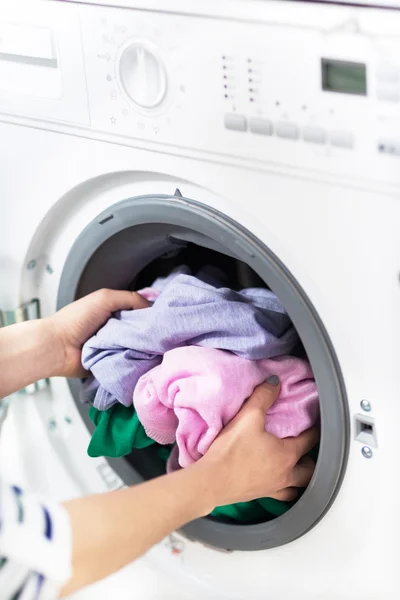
left=361, top=446, right=373, bottom=459
left=46, top=264, right=54, bottom=274
left=27, top=260, right=36, bottom=270
left=360, top=399, right=371, bottom=412
left=48, top=419, right=57, bottom=431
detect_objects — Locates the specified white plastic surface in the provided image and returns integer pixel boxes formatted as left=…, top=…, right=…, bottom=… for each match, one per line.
left=60, top=0, right=400, bottom=12
left=0, top=0, right=399, bottom=599
left=0, top=119, right=399, bottom=598
left=2, top=1, right=400, bottom=184
left=0, top=2, right=89, bottom=114
left=77, top=1, right=400, bottom=187
left=0, top=22, right=55, bottom=60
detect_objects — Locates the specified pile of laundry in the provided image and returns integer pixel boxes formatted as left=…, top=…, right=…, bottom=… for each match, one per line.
left=81, top=266, right=320, bottom=524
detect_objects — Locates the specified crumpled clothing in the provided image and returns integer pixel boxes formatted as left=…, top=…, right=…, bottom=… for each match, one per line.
left=82, top=275, right=298, bottom=410
left=86, top=403, right=294, bottom=522
left=135, top=264, right=228, bottom=304
left=150, top=265, right=191, bottom=292
left=133, top=347, right=319, bottom=468
left=87, top=404, right=153, bottom=458
left=210, top=497, right=290, bottom=523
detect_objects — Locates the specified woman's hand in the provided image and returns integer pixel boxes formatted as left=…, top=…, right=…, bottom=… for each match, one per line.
left=48, top=289, right=149, bottom=379
left=62, top=378, right=318, bottom=596
left=0, top=289, right=148, bottom=398
left=196, top=378, right=319, bottom=506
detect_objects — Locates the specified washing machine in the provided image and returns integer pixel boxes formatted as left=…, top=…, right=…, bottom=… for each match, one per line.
left=0, top=0, right=399, bottom=598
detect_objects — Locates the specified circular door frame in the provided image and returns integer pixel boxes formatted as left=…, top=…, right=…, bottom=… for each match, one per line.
left=57, top=194, right=349, bottom=552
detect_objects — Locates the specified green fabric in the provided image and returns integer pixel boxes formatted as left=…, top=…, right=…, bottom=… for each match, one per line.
left=157, top=445, right=174, bottom=462
left=88, top=405, right=155, bottom=458
left=211, top=496, right=289, bottom=523
left=88, top=406, right=300, bottom=523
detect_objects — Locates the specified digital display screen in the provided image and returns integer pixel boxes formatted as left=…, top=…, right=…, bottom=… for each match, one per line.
left=321, top=59, right=367, bottom=96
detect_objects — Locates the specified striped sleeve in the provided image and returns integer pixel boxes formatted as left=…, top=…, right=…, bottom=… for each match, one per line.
left=0, top=478, right=72, bottom=600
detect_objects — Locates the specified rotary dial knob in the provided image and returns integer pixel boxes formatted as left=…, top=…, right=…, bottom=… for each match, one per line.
left=119, top=43, right=167, bottom=109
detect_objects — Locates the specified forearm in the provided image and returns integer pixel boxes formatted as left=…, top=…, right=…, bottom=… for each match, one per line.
left=0, top=318, right=63, bottom=398
left=61, top=462, right=216, bottom=596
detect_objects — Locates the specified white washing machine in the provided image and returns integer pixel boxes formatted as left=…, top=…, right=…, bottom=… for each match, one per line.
left=0, top=0, right=399, bottom=597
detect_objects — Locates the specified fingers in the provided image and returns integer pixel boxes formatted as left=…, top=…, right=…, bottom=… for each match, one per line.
left=287, top=456, right=315, bottom=488
left=271, top=488, right=298, bottom=502
left=283, top=427, right=319, bottom=461
left=94, top=289, right=149, bottom=312
left=243, top=379, right=281, bottom=419
left=297, top=455, right=315, bottom=468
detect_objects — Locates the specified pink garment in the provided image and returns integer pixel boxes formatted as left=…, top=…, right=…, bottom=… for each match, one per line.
left=133, top=347, right=319, bottom=468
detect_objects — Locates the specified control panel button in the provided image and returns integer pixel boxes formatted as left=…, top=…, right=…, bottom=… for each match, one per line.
left=302, top=127, right=326, bottom=144
left=376, top=65, right=400, bottom=83
left=224, top=113, right=247, bottom=132
left=119, top=43, right=167, bottom=109
left=276, top=122, right=299, bottom=140
left=376, top=87, right=400, bottom=102
left=378, top=139, right=400, bottom=156
left=329, top=131, right=354, bottom=149
left=249, top=117, right=273, bottom=136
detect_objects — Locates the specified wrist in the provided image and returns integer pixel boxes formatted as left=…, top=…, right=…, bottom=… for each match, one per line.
left=42, top=316, right=66, bottom=378
left=182, top=460, right=221, bottom=518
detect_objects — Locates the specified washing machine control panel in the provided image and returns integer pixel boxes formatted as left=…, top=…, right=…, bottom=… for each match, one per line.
left=1, top=1, right=400, bottom=187
left=77, top=2, right=400, bottom=186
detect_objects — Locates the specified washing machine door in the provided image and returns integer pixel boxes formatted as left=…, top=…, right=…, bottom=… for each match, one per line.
left=56, top=191, right=349, bottom=552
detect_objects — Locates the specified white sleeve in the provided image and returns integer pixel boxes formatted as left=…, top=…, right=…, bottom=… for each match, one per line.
left=0, top=477, right=72, bottom=600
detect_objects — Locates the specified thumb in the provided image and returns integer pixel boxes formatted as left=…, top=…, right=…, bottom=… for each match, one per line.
left=92, top=289, right=150, bottom=313
left=244, top=377, right=281, bottom=418
left=112, top=290, right=150, bottom=311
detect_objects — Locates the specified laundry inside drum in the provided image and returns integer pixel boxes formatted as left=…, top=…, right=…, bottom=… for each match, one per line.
left=59, top=195, right=347, bottom=552
left=85, top=242, right=320, bottom=527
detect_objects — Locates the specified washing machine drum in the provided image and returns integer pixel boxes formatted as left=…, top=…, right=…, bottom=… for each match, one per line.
left=57, top=193, right=349, bottom=552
